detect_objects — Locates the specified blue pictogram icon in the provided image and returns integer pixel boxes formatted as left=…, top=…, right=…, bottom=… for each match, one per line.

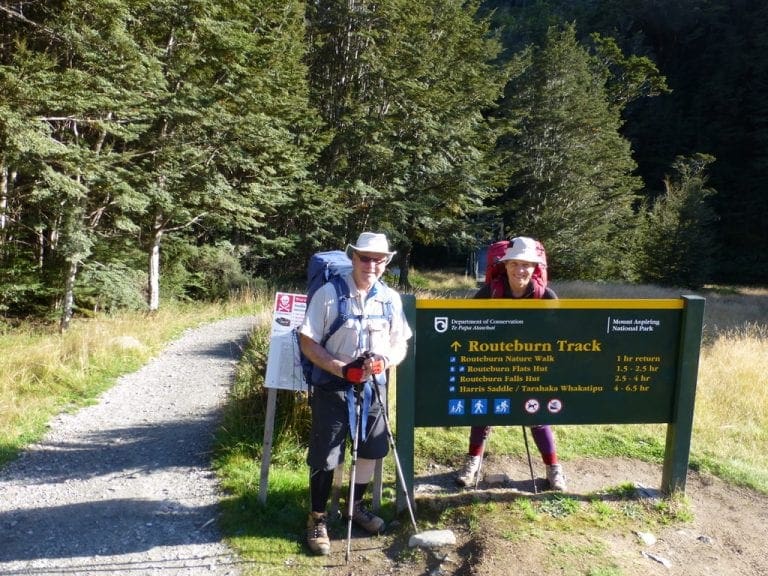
left=494, top=398, right=511, bottom=414
left=471, top=399, right=488, bottom=415
left=448, top=399, right=465, bottom=415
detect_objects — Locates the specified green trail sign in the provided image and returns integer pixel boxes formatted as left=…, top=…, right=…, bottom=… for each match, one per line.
left=395, top=296, right=705, bottom=501
left=414, top=298, right=685, bottom=426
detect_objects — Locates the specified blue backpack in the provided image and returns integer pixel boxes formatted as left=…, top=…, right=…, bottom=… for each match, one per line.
left=300, top=250, right=393, bottom=388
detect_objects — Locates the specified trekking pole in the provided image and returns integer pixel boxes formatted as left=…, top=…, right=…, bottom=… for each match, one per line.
left=473, top=427, right=491, bottom=490
left=345, top=385, right=364, bottom=563
left=522, top=426, right=537, bottom=494
left=371, top=379, right=418, bottom=533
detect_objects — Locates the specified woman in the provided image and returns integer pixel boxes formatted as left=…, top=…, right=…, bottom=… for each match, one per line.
left=454, top=236, right=567, bottom=491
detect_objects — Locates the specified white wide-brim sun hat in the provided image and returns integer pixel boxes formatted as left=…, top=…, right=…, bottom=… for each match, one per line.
left=345, top=232, right=396, bottom=263
left=499, top=236, right=545, bottom=264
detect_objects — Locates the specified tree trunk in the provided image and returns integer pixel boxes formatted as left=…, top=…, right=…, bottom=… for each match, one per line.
left=0, top=161, right=7, bottom=239
left=0, top=161, right=14, bottom=250
left=37, top=229, right=46, bottom=269
left=397, top=242, right=413, bottom=290
left=59, top=259, right=78, bottom=333
left=148, top=214, right=163, bottom=312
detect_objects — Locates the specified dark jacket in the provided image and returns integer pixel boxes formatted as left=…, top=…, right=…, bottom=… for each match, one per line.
left=475, top=277, right=557, bottom=300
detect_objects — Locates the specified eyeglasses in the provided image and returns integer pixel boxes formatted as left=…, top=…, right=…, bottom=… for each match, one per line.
left=357, top=254, right=388, bottom=264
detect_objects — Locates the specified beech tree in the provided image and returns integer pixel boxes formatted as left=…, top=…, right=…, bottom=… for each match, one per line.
left=129, top=0, right=320, bottom=309
left=633, top=154, right=718, bottom=289
left=306, top=0, right=507, bottom=285
left=0, top=1, right=164, bottom=327
left=496, top=24, right=644, bottom=280
left=0, top=1, right=320, bottom=317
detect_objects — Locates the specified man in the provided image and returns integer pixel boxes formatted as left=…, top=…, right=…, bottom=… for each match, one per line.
left=299, top=232, right=412, bottom=556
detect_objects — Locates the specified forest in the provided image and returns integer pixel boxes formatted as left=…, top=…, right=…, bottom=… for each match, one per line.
left=1, top=0, right=765, bottom=328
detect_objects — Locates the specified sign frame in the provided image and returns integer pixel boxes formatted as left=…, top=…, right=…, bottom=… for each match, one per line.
left=394, top=295, right=705, bottom=510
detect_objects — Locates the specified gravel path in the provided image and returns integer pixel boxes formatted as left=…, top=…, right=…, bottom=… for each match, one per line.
left=0, top=316, right=257, bottom=576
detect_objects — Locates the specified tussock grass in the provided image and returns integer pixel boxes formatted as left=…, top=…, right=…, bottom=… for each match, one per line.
left=405, top=268, right=479, bottom=297
left=690, top=322, right=768, bottom=487
left=555, top=281, right=768, bottom=343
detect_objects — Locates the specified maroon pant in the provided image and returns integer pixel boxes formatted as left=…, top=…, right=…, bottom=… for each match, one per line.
left=468, top=425, right=557, bottom=465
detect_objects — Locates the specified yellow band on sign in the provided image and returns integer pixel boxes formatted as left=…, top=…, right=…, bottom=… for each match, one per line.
left=416, top=298, right=685, bottom=310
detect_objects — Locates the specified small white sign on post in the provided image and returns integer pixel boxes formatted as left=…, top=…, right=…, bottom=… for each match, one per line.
left=264, top=291, right=308, bottom=392
left=260, top=291, right=308, bottom=504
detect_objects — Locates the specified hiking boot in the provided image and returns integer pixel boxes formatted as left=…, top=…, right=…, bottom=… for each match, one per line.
left=350, top=502, right=385, bottom=534
left=455, top=454, right=482, bottom=487
left=546, top=464, right=567, bottom=491
left=306, top=512, right=331, bottom=555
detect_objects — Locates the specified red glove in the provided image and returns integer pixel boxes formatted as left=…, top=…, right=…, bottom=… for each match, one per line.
left=342, top=356, right=367, bottom=383
left=370, top=357, right=385, bottom=375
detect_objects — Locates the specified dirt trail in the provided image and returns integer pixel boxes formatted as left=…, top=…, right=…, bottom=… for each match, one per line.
left=325, top=455, right=768, bottom=575
left=0, top=316, right=255, bottom=576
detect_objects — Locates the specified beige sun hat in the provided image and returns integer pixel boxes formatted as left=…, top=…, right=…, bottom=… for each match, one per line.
left=499, top=236, right=545, bottom=264
left=345, top=232, right=396, bottom=263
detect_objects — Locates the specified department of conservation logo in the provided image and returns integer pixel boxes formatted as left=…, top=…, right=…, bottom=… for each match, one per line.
left=434, top=316, right=448, bottom=333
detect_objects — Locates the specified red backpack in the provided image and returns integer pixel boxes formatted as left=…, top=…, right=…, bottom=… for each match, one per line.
left=484, top=239, right=548, bottom=298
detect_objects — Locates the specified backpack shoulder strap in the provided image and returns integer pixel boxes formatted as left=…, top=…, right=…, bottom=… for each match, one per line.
left=376, top=281, right=394, bottom=324
left=320, top=274, right=352, bottom=346
left=489, top=272, right=506, bottom=298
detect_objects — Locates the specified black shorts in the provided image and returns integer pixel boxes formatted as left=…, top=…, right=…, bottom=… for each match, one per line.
left=306, top=383, right=389, bottom=471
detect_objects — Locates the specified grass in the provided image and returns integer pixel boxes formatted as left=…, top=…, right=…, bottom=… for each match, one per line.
left=1, top=272, right=766, bottom=575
